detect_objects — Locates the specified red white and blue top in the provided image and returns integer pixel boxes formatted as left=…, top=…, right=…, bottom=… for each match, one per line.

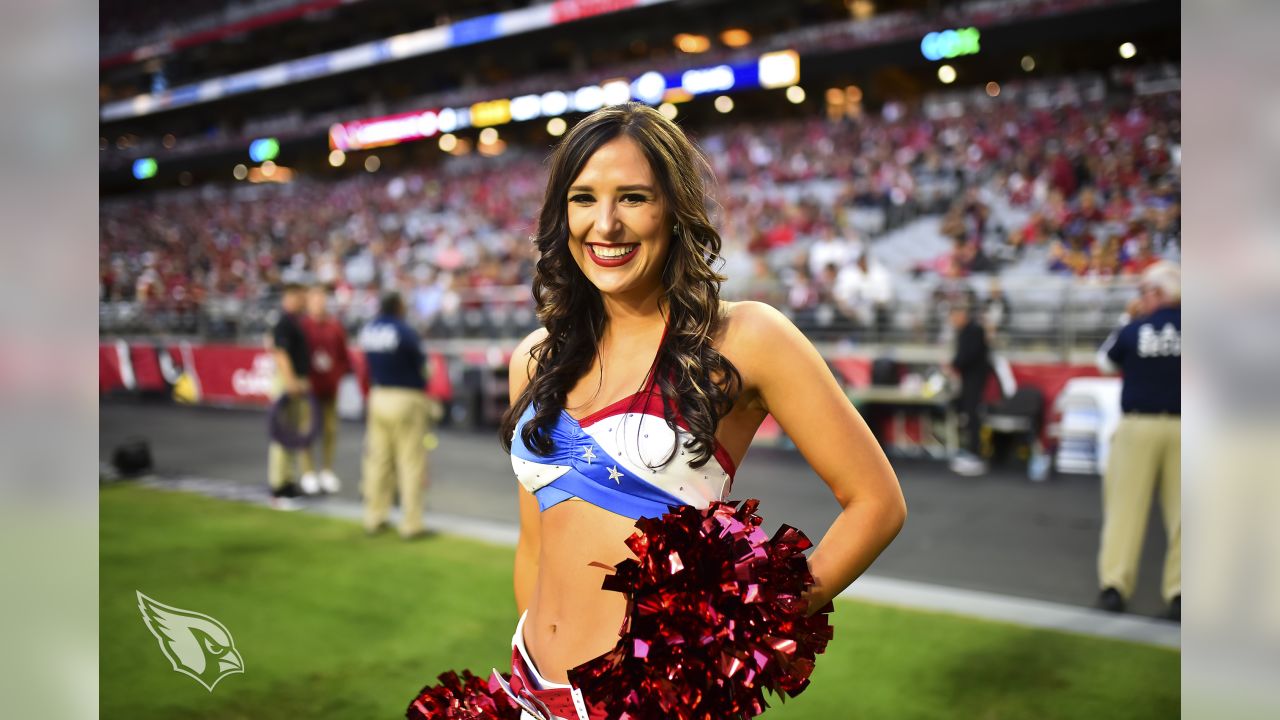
left=510, top=331, right=736, bottom=520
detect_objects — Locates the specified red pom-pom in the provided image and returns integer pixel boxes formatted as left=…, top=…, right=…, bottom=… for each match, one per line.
left=405, top=669, right=521, bottom=720
left=568, top=498, right=835, bottom=719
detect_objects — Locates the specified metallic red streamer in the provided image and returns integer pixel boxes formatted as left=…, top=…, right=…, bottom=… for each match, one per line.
left=567, top=499, right=835, bottom=719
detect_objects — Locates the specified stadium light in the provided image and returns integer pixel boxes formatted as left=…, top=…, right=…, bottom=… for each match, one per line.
left=261, top=160, right=277, bottom=177
left=438, top=134, right=457, bottom=152
left=329, top=149, right=346, bottom=167
left=416, top=111, right=439, bottom=137
left=232, top=163, right=247, bottom=180
left=1119, top=42, right=1136, bottom=59
left=479, top=128, right=499, bottom=145
left=846, top=85, right=863, bottom=103
left=631, top=72, right=667, bottom=105
left=162, top=133, right=176, bottom=149
left=714, top=95, right=734, bottom=113
left=786, top=85, right=806, bottom=104
left=658, top=102, right=678, bottom=120
left=132, top=158, right=157, bottom=180
left=541, top=91, right=570, bottom=117
left=511, top=95, right=541, bottom=122
left=720, top=29, right=751, bottom=48
left=1021, top=55, right=1036, bottom=72
left=602, top=79, right=631, bottom=106
left=758, top=50, right=800, bottom=89
left=849, top=0, right=874, bottom=20
left=674, top=33, right=710, bottom=53
left=249, top=137, right=280, bottom=163
left=470, top=99, right=511, bottom=127
left=986, top=81, right=1000, bottom=97
left=681, top=65, right=735, bottom=95
left=364, top=155, right=381, bottom=172
left=574, top=85, right=605, bottom=112
left=937, top=64, right=957, bottom=84
left=920, top=27, right=981, bottom=62
left=546, top=118, right=567, bottom=137
left=438, top=108, right=459, bottom=133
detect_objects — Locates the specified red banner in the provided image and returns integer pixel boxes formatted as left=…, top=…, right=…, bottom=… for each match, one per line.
left=100, top=344, right=125, bottom=393
left=101, top=342, right=1100, bottom=418
left=101, top=342, right=455, bottom=407
left=551, top=0, right=637, bottom=24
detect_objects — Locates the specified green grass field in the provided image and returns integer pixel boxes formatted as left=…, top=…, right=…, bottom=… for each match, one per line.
left=101, top=485, right=1178, bottom=719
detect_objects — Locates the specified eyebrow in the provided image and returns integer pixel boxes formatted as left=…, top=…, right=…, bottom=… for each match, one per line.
left=568, top=184, right=656, bottom=193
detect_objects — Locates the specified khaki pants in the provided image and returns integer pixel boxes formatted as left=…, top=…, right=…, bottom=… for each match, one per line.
left=362, top=386, right=429, bottom=536
left=1099, top=414, right=1181, bottom=602
left=268, top=381, right=312, bottom=491
left=300, top=397, right=339, bottom=474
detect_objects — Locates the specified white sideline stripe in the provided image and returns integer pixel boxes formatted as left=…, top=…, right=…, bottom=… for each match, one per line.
left=140, top=476, right=1179, bottom=649
left=840, top=575, right=1180, bottom=649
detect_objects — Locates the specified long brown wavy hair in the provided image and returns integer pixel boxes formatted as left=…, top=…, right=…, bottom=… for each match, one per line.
left=499, top=102, right=741, bottom=469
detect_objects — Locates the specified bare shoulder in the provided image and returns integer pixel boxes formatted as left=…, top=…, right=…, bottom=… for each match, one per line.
left=512, top=327, right=549, bottom=364
left=509, top=327, right=549, bottom=400
left=719, top=300, right=801, bottom=355
left=717, top=301, right=809, bottom=382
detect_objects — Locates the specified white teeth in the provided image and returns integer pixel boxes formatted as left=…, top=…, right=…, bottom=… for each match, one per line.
left=592, top=245, right=637, bottom=259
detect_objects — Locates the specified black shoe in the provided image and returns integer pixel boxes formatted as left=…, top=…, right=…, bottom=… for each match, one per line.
left=1098, top=587, right=1125, bottom=613
left=271, top=482, right=303, bottom=499
left=1166, top=595, right=1180, bottom=623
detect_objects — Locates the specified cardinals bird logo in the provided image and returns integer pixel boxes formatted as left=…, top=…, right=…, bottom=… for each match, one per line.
left=137, top=591, right=244, bottom=691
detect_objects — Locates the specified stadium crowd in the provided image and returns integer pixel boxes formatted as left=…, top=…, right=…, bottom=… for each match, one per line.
left=100, top=81, right=1180, bottom=339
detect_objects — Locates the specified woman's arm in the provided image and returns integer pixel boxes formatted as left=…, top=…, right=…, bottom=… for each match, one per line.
left=730, top=302, right=906, bottom=614
left=509, top=328, right=547, bottom=616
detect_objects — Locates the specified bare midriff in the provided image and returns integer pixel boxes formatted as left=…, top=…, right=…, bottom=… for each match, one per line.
left=523, top=498, right=639, bottom=685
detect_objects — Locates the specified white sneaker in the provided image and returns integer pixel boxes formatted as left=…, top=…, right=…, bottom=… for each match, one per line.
left=299, top=472, right=321, bottom=495
left=950, top=455, right=988, bottom=476
left=319, top=469, right=341, bottom=494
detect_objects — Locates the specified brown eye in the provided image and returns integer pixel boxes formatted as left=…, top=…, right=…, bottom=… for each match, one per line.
left=569, top=194, right=593, bottom=204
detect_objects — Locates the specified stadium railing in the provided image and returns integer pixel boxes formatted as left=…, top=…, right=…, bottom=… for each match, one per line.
left=99, top=275, right=1139, bottom=361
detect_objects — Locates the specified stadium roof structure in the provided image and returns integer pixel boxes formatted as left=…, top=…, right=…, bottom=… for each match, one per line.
left=101, top=0, right=677, bottom=121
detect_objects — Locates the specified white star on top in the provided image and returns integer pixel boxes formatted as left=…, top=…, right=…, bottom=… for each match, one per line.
left=581, top=446, right=596, bottom=463
left=608, top=465, right=623, bottom=484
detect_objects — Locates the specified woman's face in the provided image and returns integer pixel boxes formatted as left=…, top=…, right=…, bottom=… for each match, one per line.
left=565, top=135, right=672, bottom=301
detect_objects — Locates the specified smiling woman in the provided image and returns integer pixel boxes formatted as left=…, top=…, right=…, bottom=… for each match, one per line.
left=565, top=141, right=670, bottom=289
left=430, top=103, right=906, bottom=719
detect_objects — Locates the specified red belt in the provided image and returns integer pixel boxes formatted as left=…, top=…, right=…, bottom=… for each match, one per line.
left=493, top=646, right=607, bottom=720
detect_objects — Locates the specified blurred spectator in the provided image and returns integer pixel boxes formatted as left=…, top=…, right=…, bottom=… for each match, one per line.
left=299, top=283, right=350, bottom=496
left=268, top=283, right=311, bottom=510
left=982, top=278, right=1012, bottom=341
left=786, top=265, right=821, bottom=327
left=358, top=292, right=431, bottom=540
left=834, top=250, right=893, bottom=337
left=948, top=301, right=992, bottom=477
left=100, top=74, right=1180, bottom=344
left=807, top=225, right=860, bottom=278
left=1095, top=262, right=1181, bottom=620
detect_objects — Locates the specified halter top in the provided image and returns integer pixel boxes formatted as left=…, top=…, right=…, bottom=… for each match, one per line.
left=510, top=329, right=736, bottom=521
